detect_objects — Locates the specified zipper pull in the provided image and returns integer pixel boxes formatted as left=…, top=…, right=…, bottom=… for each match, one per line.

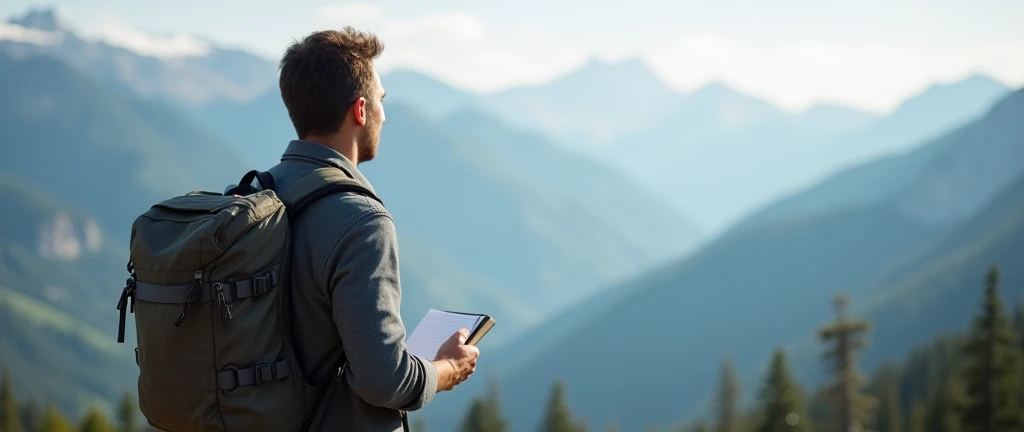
left=214, top=283, right=233, bottom=330
left=174, top=270, right=203, bottom=327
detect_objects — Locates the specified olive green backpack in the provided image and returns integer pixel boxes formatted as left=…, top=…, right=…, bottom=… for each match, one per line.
left=115, top=167, right=380, bottom=431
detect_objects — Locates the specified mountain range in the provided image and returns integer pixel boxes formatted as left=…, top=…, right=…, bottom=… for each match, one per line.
left=422, top=86, right=1024, bottom=431
left=605, top=73, right=1010, bottom=233
left=0, top=175, right=136, bottom=417
left=2, top=6, right=1022, bottom=430
left=0, top=53, right=250, bottom=239
left=380, top=57, right=1010, bottom=235
left=0, top=32, right=704, bottom=404
left=4, top=7, right=1011, bottom=238
left=1, top=8, right=276, bottom=106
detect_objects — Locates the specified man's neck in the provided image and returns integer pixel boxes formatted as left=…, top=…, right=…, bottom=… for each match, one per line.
left=303, top=133, right=360, bottom=165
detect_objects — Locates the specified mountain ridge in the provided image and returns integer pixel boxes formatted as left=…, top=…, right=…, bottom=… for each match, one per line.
left=452, top=86, right=1024, bottom=432
left=3, top=7, right=277, bottom=105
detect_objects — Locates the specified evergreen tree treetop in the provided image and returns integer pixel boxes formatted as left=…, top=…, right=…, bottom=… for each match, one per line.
left=540, top=381, right=584, bottom=432
left=716, top=358, right=740, bottom=432
left=962, top=264, right=1023, bottom=432
left=37, top=405, right=74, bottom=432
left=116, top=392, right=139, bottom=432
left=1, top=367, right=25, bottom=432
left=756, top=350, right=807, bottom=432
left=78, top=406, right=116, bottom=432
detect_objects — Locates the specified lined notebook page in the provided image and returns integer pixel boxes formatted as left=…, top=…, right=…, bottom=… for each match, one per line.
left=406, top=309, right=483, bottom=359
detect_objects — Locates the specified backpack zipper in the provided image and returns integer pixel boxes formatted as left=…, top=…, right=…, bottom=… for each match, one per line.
left=214, top=282, right=233, bottom=330
left=174, top=270, right=203, bottom=327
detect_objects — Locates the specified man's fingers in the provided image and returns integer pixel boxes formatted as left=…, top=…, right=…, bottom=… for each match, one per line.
left=456, top=328, right=469, bottom=343
left=465, top=345, right=480, bottom=359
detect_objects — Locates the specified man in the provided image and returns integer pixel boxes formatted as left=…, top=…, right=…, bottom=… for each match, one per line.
left=265, top=28, right=480, bottom=431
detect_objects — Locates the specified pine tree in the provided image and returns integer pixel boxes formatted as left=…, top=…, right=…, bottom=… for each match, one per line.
left=739, top=407, right=761, bottom=432
left=461, top=399, right=487, bottom=432
left=1013, top=300, right=1024, bottom=409
left=37, top=405, right=74, bottom=432
left=818, top=294, right=876, bottom=432
left=1, top=367, right=25, bottom=432
left=962, top=264, right=1019, bottom=429
left=1013, top=300, right=1024, bottom=350
left=899, top=336, right=965, bottom=409
left=460, top=378, right=508, bottom=432
left=925, top=375, right=967, bottom=432
left=867, top=363, right=904, bottom=432
left=962, top=265, right=1023, bottom=432
left=116, top=393, right=138, bottom=432
left=540, top=381, right=583, bottom=432
left=716, top=359, right=740, bottom=432
left=876, top=380, right=903, bottom=432
left=805, top=388, right=831, bottom=429
left=905, top=401, right=925, bottom=432
left=19, top=399, right=41, bottom=432
left=78, top=406, right=115, bottom=432
left=755, top=350, right=807, bottom=432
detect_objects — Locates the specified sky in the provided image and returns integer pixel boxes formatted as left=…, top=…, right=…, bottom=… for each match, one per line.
left=2, top=0, right=1023, bottom=113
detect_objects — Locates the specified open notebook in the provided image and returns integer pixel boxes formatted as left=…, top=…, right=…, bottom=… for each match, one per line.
left=406, top=309, right=495, bottom=359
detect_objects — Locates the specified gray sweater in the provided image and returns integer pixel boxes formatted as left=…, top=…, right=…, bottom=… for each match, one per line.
left=267, top=140, right=438, bottom=431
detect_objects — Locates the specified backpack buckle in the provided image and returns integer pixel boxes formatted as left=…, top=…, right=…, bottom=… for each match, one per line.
left=253, top=273, right=272, bottom=295
left=255, top=363, right=276, bottom=385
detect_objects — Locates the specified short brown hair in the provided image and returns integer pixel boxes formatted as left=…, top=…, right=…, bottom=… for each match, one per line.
left=278, top=27, right=384, bottom=139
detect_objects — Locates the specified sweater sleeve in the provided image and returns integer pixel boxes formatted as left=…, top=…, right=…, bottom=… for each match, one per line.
left=319, top=210, right=438, bottom=411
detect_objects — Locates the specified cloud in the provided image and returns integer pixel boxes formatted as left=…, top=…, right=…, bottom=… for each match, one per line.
left=94, top=17, right=211, bottom=59
left=319, top=3, right=384, bottom=22
left=315, top=4, right=484, bottom=45
left=0, top=22, right=63, bottom=45
left=382, top=13, right=485, bottom=44
left=312, top=4, right=1024, bottom=111
left=313, top=3, right=582, bottom=92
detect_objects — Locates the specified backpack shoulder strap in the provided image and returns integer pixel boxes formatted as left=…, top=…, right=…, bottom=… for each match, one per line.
left=276, top=167, right=382, bottom=217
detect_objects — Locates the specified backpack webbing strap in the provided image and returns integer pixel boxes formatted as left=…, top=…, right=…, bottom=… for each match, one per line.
left=132, top=268, right=278, bottom=304
left=277, top=167, right=382, bottom=218
left=215, top=359, right=291, bottom=390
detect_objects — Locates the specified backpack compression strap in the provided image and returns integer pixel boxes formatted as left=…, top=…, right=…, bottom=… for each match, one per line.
left=277, top=166, right=382, bottom=217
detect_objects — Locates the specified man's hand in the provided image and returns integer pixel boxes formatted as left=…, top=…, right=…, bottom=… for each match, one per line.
left=432, top=328, right=480, bottom=391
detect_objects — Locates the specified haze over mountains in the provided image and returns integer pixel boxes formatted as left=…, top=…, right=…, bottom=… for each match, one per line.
left=4, top=7, right=1011, bottom=236
left=2, top=6, right=1022, bottom=431
left=381, top=53, right=1010, bottom=234
left=443, top=86, right=1024, bottom=431
left=1, top=8, right=276, bottom=105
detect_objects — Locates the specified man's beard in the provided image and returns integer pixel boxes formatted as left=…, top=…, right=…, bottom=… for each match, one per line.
left=357, top=115, right=381, bottom=163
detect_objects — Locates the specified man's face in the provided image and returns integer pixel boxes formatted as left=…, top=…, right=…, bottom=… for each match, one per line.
left=358, top=70, right=386, bottom=163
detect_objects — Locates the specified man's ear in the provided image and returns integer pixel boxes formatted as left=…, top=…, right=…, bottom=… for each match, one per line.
left=352, top=97, right=367, bottom=126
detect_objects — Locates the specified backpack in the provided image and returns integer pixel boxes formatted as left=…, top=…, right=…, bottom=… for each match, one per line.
left=115, top=167, right=380, bottom=432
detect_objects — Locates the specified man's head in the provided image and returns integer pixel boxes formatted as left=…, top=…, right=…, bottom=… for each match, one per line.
left=279, top=27, right=386, bottom=163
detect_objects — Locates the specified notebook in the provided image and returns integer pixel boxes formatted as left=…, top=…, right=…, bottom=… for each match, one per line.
left=406, top=309, right=495, bottom=359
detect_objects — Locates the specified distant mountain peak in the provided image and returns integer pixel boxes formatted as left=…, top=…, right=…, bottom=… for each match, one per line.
left=8, top=7, right=64, bottom=32
left=922, top=72, right=1007, bottom=94
left=888, top=72, right=1011, bottom=119
left=577, top=56, right=655, bottom=75
left=800, top=102, right=874, bottom=117
left=561, top=55, right=669, bottom=90
left=690, top=80, right=735, bottom=97
left=956, top=72, right=1006, bottom=89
